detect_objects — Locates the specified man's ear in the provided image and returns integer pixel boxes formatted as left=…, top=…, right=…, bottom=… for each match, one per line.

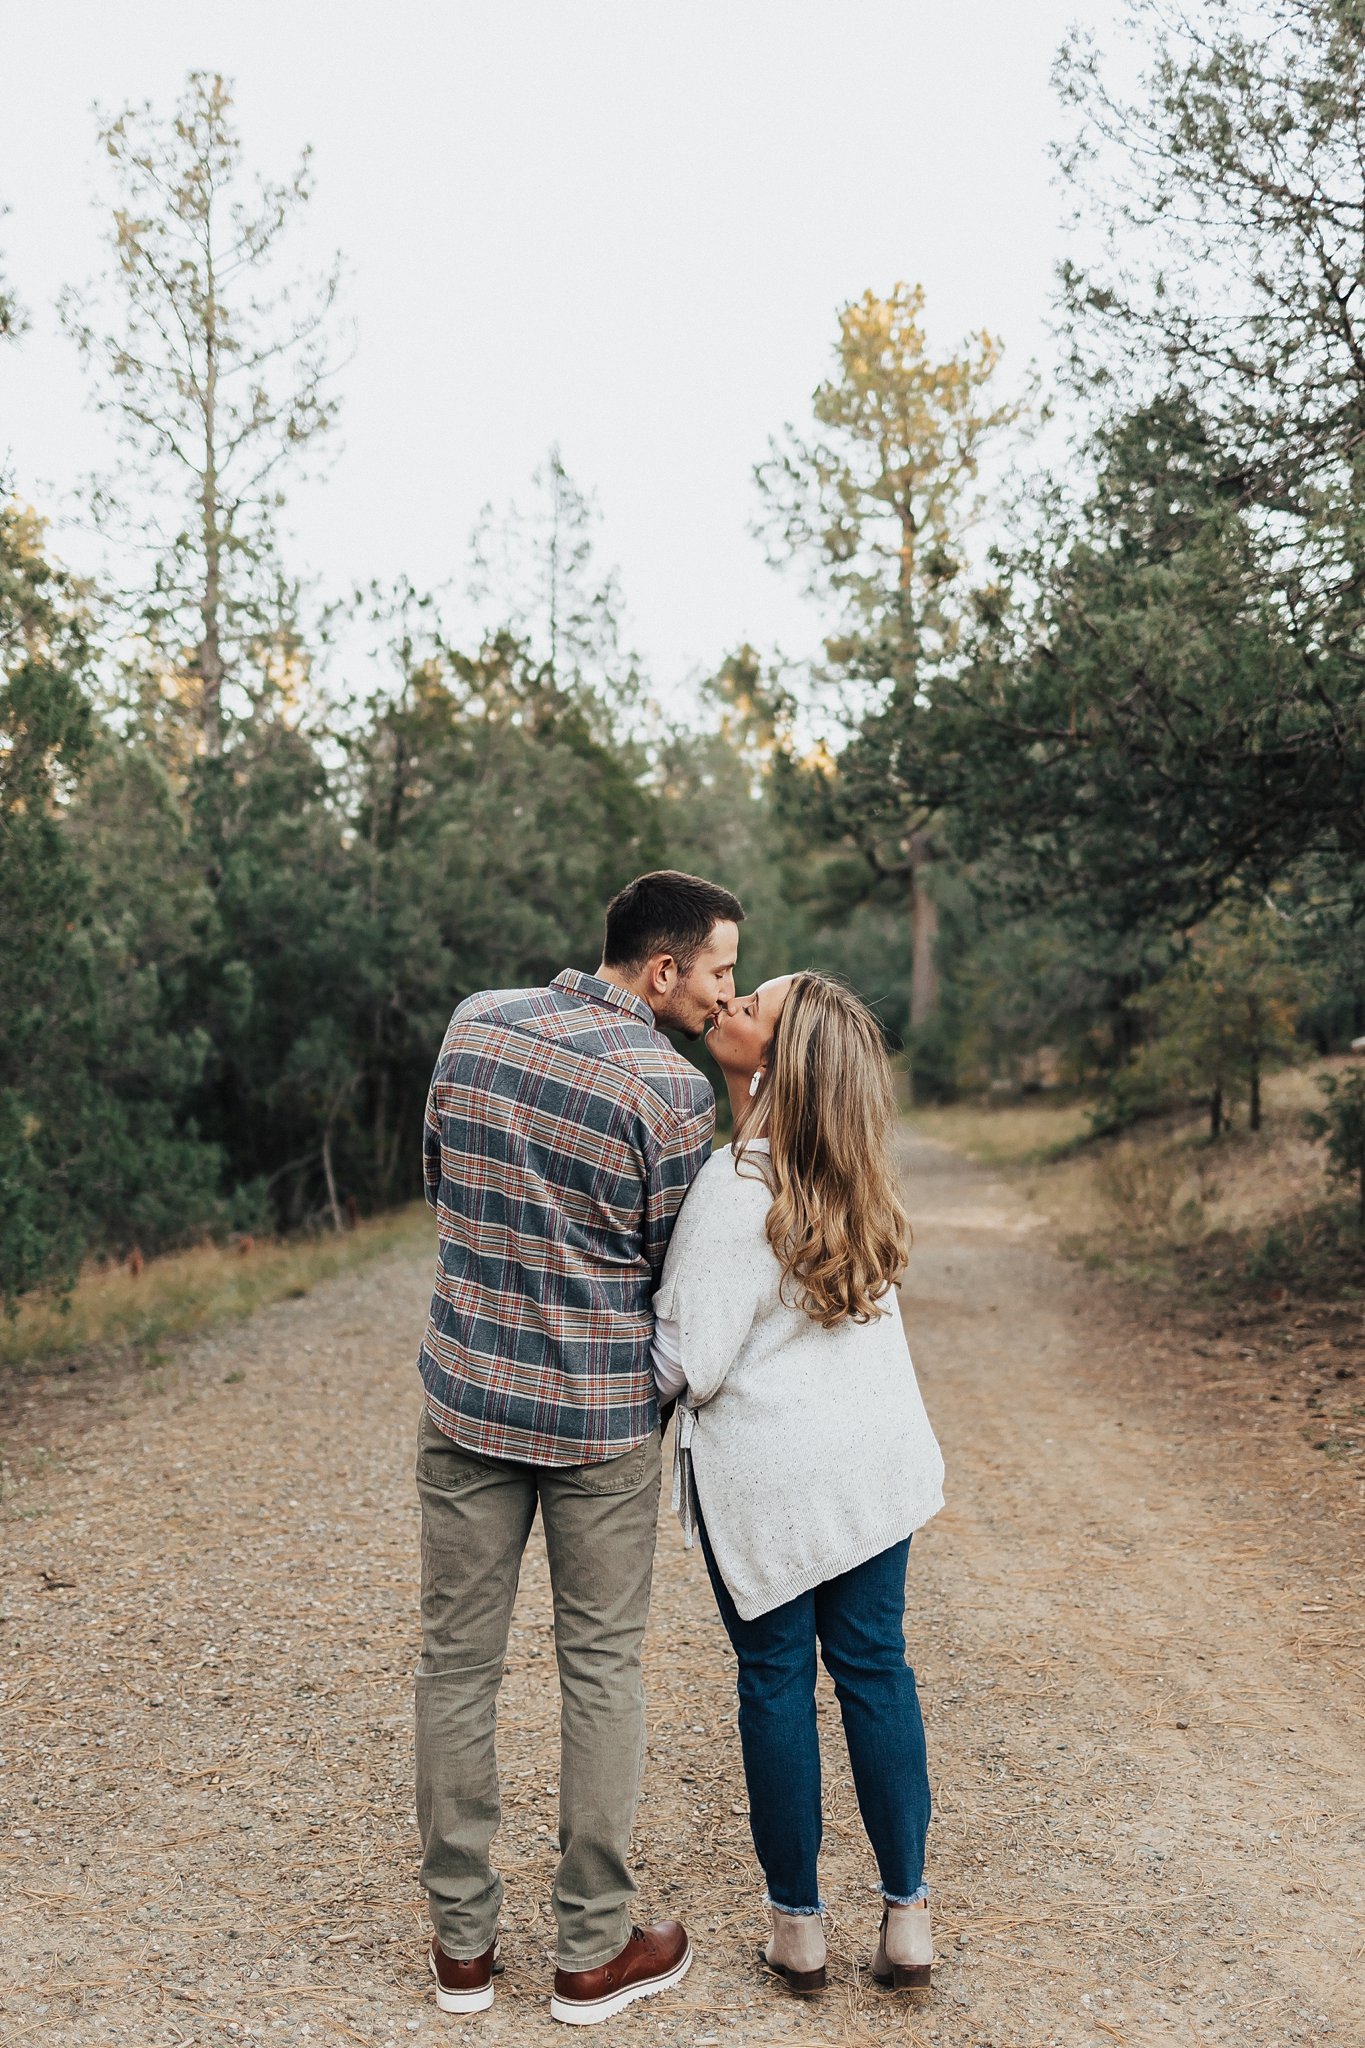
left=647, top=952, right=678, bottom=995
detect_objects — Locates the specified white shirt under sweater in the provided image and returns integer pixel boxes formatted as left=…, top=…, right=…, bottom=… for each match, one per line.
left=652, top=1141, right=944, bottom=1620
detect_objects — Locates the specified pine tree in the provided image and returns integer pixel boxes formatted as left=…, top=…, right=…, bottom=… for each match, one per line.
left=61, top=72, right=343, bottom=752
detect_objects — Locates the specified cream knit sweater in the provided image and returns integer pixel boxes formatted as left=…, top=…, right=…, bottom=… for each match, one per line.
left=652, top=1142, right=945, bottom=1620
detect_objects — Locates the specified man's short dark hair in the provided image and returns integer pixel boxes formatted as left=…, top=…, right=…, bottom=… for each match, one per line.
left=602, top=871, right=744, bottom=976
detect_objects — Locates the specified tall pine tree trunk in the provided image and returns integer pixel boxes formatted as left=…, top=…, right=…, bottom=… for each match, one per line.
left=908, top=826, right=940, bottom=1029
left=196, top=232, right=225, bottom=754
left=1248, top=998, right=1262, bottom=1132
left=322, top=1117, right=344, bottom=1234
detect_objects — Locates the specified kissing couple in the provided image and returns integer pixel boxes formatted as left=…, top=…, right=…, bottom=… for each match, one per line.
left=413, top=871, right=945, bottom=2023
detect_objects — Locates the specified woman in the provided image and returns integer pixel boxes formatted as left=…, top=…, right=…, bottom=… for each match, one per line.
left=652, top=973, right=944, bottom=1997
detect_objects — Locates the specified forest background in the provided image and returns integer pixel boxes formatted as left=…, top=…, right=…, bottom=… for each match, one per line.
left=5, top=0, right=1365, bottom=1310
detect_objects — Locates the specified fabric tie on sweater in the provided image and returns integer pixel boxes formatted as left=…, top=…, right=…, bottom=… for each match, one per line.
left=671, top=1401, right=699, bottom=1549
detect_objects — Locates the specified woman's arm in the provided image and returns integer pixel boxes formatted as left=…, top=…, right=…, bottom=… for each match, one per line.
left=653, top=1162, right=768, bottom=1404
left=651, top=1313, right=688, bottom=1402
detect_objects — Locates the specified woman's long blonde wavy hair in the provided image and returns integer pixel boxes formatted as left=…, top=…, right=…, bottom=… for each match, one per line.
left=734, top=972, right=910, bottom=1328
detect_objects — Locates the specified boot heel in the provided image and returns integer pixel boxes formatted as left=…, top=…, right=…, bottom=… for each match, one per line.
left=892, top=1963, right=931, bottom=1990
left=772, top=1960, right=827, bottom=1995
left=759, top=1950, right=827, bottom=1996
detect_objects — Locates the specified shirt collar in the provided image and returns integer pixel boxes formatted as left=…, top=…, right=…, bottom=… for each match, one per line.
left=552, top=968, right=658, bottom=1032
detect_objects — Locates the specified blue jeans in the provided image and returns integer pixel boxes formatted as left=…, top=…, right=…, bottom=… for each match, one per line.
left=698, top=1518, right=931, bottom=1913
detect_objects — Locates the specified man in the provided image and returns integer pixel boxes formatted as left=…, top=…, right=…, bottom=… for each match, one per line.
left=414, top=870, right=743, bottom=2025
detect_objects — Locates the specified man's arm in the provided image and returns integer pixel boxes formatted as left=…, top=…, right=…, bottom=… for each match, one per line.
left=641, top=1089, right=715, bottom=1285
left=423, top=1006, right=469, bottom=1213
left=422, top=1073, right=443, bottom=1213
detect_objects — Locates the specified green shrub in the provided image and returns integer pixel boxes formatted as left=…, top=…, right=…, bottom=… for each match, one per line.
left=1304, top=1066, right=1365, bottom=1228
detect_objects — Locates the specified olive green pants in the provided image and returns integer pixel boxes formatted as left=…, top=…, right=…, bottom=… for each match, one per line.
left=414, top=1405, right=662, bottom=1970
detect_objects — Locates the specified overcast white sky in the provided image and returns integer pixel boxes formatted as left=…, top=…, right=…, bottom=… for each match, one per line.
left=0, top=1, right=1123, bottom=700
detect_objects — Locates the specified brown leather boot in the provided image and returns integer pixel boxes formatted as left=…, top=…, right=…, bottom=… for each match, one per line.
left=870, top=1900, right=933, bottom=1990
left=428, top=1934, right=501, bottom=2014
left=760, top=1906, right=827, bottom=1995
left=550, top=1920, right=692, bottom=2025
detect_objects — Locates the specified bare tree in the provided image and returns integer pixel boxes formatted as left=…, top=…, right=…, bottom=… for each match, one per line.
left=468, top=445, right=638, bottom=716
left=62, top=72, right=345, bottom=751
left=0, top=214, right=25, bottom=343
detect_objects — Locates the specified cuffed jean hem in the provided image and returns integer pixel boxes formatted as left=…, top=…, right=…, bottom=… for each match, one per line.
left=880, top=1881, right=930, bottom=1906
left=557, top=1917, right=635, bottom=1974
left=766, top=1894, right=826, bottom=1917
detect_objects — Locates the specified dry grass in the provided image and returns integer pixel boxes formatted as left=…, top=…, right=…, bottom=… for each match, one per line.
left=910, top=1063, right=1342, bottom=1261
left=0, top=1204, right=434, bottom=1376
left=905, top=1095, right=1093, bottom=1166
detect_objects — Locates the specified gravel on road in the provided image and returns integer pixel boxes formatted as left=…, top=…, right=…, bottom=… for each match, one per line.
left=2, top=1133, right=1362, bottom=2047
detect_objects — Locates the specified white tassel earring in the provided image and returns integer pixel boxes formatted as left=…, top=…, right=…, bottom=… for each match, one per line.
left=749, top=1068, right=764, bottom=1098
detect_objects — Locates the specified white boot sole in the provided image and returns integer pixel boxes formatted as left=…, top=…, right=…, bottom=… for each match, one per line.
left=550, top=1943, right=692, bottom=2025
left=430, top=1945, right=497, bottom=2013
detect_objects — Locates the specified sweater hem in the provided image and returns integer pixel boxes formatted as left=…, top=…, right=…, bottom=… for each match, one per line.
left=726, top=1491, right=945, bottom=1622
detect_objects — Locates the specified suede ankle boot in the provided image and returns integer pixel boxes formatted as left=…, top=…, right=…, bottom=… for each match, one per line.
left=761, top=1906, right=827, bottom=1995
left=871, top=1899, right=933, bottom=1990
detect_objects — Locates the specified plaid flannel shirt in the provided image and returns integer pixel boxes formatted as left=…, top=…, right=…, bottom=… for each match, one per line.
left=418, top=969, right=714, bottom=1465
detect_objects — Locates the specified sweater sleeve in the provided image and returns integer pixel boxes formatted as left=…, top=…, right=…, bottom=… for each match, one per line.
left=652, top=1155, right=770, bottom=1405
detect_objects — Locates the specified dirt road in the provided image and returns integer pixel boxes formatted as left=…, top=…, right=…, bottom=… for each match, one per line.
left=2, top=1133, right=1362, bottom=2047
